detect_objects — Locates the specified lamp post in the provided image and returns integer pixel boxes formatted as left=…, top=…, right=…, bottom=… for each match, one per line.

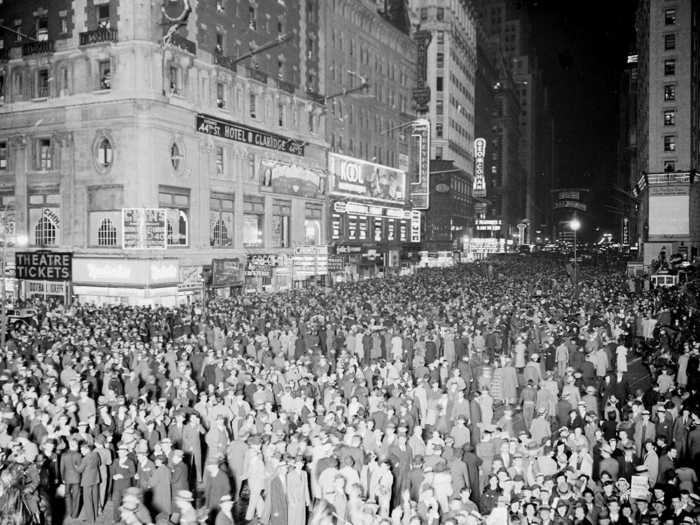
left=570, top=217, right=581, bottom=297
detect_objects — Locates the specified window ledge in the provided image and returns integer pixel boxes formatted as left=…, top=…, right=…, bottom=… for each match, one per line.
left=31, top=97, right=48, bottom=102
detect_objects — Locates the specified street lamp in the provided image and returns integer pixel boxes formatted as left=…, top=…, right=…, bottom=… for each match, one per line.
left=570, top=217, right=581, bottom=297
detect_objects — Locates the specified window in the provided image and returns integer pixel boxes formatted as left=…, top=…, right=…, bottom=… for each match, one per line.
left=664, top=109, right=675, bottom=126
left=243, top=195, right=264, bottom=247
left=97, top=218, right=117, bottom=246
left=308, top=112, right=315, bottom=132
left=248, top=154, right=256, bottom=180
left=59, top=16, right=68, bottom=34
left=99, top=60, right=111, bottom=89
left=170, top=142, right=183, bottom=171
left=0, top=142, right=6, bottom=170
left=97, top=138, right=113, bottom=168
left=664, top=8, right=676, bottom=25
left=36, top=17, right=49, bottom=41
left=13, top=20, right=22, bottom=42
left=664, top=59, right=676, bottom=75
left=420, top=7, right=427, bottom=21
left=277, top=59, right=285, bottom=80
left=277, top=19, right=284, bottom=34
left=436, top=123, right=443, bottom=138
left=304, top=204, right=322, bottom=245
left=249, top=6, right=257, bottom=29
left=436, top=146, right=443, bottom=159
left=436, top=99, right=443, bottom=115
left=159, top=187, right=190, bottom=246
left=271, top=199, right=290, bottom=248
left=36, top=69, right=49, bottom=98
left=215, top=146, right=224, bottom=176
left=168, top=66, right=180, bottom=94
left=664, top=160, right=676, bottom=172
left=97, top=4, right=110, bottom=28
left=29, top=200, right=61, bottom=247
left=664, top=33, right=676, bottom=50
left=35, top=214, right=57, bottom=246
left=210, top=193, right=234, bottom=247
left=437, top=31, right=444, bottom=45
left=663, top=135, right=676, bottom=152
left=216, top=0, right=224, bottom=13
left=215, top=32, right=224, bottom=55
left=437, top=7, right=444, bottom=21
left=36, top=139, right=52, bottom=170
left=436, top=76, right=443, bottom=92
left=249, top=92, right=257, bottom=118
left=437, top=53, right=444, bottom=69
left=278, top=102, right=284, bottom=126
left=664, top=84, right=676, bottom=101
left=216, top=82, right=225, bottom=108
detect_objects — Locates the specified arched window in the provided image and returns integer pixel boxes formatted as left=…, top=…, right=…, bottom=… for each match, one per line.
left=35, top=213, right=57, bottom=246
left=97, top=217, right=117, bottom=246
left=212, top=218, right=228, bottom=246
left=97, top=138, right=113, bottom=168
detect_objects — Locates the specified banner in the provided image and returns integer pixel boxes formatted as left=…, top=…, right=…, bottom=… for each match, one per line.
left=259, top=160, right=326, bottom=198
left=196, top=113, right=304, bottom=156
left=122, top=208, right=167, bottom=249
left=15, top=251, right=72, bottom=282
left=328, top=153, right=406, bottom=204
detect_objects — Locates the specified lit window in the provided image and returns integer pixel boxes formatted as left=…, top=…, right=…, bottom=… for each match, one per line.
left=0, top=142, right=6, bottom=169
left=35, top=211, right=58, bottom=246
left=664, top=33, right=676, bottom=50
left=97, top=138, right=113, bottom=168
left=663, top=109, right=675, bottom=126
left=664, top=8, right=676, bottom=25
left=36, top=18, right=48, bottom=41
left=664, top=84, right=676, bottom=101
left=97, top=5, right=110, bottom=28
left=663, top=135, right=676, bottom=152
left=664, top=59, right=676, bottom=76
left=97, top=218, right=117, bottom=246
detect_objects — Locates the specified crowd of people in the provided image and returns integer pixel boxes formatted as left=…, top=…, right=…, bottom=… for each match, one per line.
left=0, top=255, right=697, bottom=525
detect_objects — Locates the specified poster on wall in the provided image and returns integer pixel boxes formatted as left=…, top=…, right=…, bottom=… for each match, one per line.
left=259, top=160, right=326, bottom=198
left=328, top=153, right=406, bottom=204
left=122, top=208, right=167, bottom=250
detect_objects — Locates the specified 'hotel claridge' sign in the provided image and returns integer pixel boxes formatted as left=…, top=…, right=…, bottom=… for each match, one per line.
left=195, top=113, right=305, bottom=156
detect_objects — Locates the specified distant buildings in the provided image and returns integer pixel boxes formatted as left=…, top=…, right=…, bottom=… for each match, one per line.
left=633, top=0, right=700, bottom=262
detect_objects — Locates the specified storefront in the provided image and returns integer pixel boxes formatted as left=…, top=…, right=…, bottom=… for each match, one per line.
left=72, top=257, right=179, bottom=306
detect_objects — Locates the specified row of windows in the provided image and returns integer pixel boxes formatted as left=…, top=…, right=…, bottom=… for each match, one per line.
left=0, top=136, right=114, bottom=173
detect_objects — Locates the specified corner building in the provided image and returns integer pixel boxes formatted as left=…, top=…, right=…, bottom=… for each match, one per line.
left=0, top=0, right=328, bottom=304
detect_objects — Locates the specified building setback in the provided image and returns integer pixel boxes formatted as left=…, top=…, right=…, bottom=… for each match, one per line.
left=0, top=0, right=328, bottom=304
left=634, top=0, right=700, bottom=262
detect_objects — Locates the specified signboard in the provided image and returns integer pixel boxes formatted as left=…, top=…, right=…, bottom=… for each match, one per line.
left=178, top=265, right=203, bottom=291
left=412, top=30, right=432, bottom=112
left=122, top=208, right=167, bottom=250
left=649, top=195, right=689, bottom=235
left=212, top=259, right=244, bottom=287
left=246, top=253, right=289, bottom=278
left=259, top=159, right=326, bottom=198
left=622, top=217, right=630, bottom=245
left=410, top=210, right=422, bottom=243
left=475, top=219, right=502, bottom=232
left=72, top=258, right=178, bottom=286
left=473, top=138, right=487, bottom=197
left=327, top=255, right=344, bottom=272
left=551, top=188, right=590, bottom=214
left=410, top=119, right=430, bottom=209
left=195, top=113, right=305, bottom=156
left=293, top=246, right=328, bottom=276
left=15, top=251, right=72, bottom=282
left=328, top=153, right=406, bottom=204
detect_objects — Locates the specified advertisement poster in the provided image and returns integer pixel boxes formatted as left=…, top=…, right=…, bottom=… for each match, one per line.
left=122, top=208, right=167, bottom=250
left=329, top=153, right=406, bottom=204
left=259, top=160, right=326, bottom=198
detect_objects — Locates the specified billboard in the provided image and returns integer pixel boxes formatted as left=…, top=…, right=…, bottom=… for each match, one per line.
left=409, top=119, right=430, bottom=209
left=551, top=188, right=590, bottom=213
left=15, top=251, right=72, bottom=282
left=212, top=259, right=244, bottom=287
left=473, top=138, right=487, bottom=197
left=122, top=208, right=167, bottom=249
left=259, top=160, right=326, bottom=198
left=328, top=153, right=406, bottom=204
left=649, top=195, right=689, bottom=236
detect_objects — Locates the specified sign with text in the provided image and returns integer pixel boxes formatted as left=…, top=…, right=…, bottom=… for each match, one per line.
left=122, top=208, right=167, bottom=250
left=196, top=113, right=305, bottom=156
left=72, top=258, right=178, bottom=286
left=329, top=153, right=406, bottom=204
left=15, top=251, right=72, bottom=282
left=412, top=30, right=432, bottom=113
left=551, top=188, right=590, bottom=214
left=212, top=259, right=244, bottom=287
left=410, top=210, right=422, bottom=243
left=259, top=159, right=325, bottom=198
left=410, top=119, right=430, bottom=209
left=473, top=138, right=487, bottom=197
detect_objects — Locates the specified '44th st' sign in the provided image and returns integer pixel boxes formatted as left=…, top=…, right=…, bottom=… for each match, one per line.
left=195, top=114, right=305, bottom=156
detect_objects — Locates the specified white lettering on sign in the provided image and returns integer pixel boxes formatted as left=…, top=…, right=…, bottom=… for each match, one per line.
left=339, top=162, right=363, bottom=184
left=150, top=262, right=178, bottom=282
left=86, top=263, right=132, bottom=282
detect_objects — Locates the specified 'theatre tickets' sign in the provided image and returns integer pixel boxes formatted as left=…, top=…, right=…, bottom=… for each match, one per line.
left=15, top=251, right=72, bottom=281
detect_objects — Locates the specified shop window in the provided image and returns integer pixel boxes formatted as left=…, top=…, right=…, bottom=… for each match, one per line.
left=243, top=195, right=264, bottom=247
left=36, top=138, right=53, bottom=171
left=304, top=204, right=322, bottom=245
left=215, top=146, right=224, bottom=176
left=159, top=187, right=190, bottom=246
left=210, top=193, right=234, bottom=247
left=271, top=199, right=290, bottom=248
left=0, top=142, right=6, bottom=170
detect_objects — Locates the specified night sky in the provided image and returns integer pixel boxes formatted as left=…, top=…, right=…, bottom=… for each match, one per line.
left=527, top=0, right=638, bottom=233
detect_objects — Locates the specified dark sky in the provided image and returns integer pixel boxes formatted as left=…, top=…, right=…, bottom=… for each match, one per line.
left=527, top=0, right=638, bottom=231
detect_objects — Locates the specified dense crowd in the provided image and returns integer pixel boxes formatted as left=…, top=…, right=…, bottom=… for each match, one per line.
left=0, top=255, right=698, bottom=525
